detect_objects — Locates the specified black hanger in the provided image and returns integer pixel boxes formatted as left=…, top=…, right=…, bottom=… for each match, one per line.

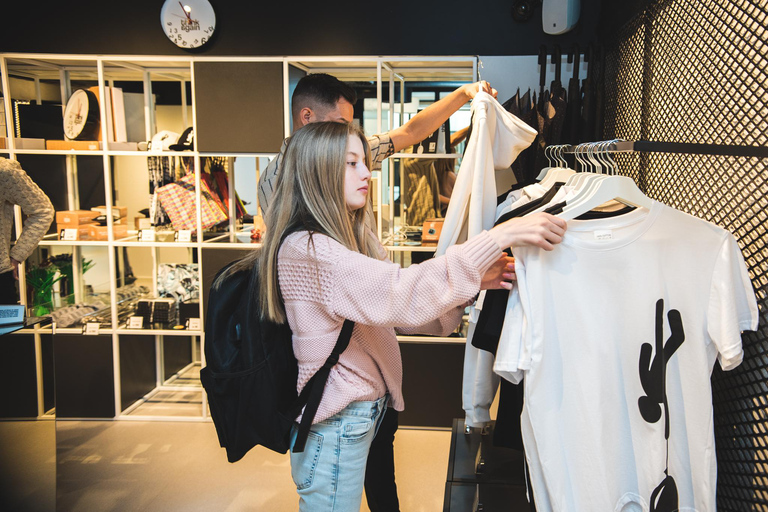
left=581, top=44, right=596, bottom=142
left=550, top=45, right=562, bottom=96
left=568, top=43, right=581, bottom=81
left=584, top=44, right=595, bottom=85
left=538, top=45, right=547, bottom=106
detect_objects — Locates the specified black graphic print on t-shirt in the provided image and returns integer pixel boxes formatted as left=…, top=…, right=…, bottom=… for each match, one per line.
left=638, top=299, right=685, bottom=512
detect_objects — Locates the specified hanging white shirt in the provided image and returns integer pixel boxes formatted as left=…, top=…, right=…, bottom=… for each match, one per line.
left=507, top=202, right=758, bottom=511
left=436, top=91, right=537, bottom=255
left=435, top=91, right=536, bottom=427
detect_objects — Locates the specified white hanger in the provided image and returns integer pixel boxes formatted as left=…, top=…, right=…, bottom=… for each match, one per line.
left=540, top=166, right=576, bottom=189
left=558, top=175, right=653, bottom=220
left=538, top=145, right=575, bottom=188
left=558, top=141, right=653, bottom=221
left=565, top=143, right=604, bottom=195
left=536, top=145, right=557, bottom=181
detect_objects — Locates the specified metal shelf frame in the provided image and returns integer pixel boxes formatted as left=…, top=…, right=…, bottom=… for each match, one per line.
left=1, top=52, right=479, bottom=422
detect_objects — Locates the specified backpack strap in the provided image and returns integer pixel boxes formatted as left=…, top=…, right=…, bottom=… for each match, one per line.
left=291, top=318, right=355, bottom=453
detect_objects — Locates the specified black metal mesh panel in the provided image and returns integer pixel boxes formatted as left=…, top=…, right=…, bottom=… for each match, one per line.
left=602, top=15, right=645, bottom=142
left=603, top=1, right=768, bottom=509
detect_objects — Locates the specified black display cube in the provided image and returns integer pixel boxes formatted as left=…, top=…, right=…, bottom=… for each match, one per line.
left=54, top=334, right=115, bottom=418
left=0, top=334, right=41, bottom=417
left=444, top=419, right=532, bottom=511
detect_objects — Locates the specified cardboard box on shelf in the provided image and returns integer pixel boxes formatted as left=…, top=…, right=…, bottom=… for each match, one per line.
left=134, top=217, right=153, bottom=230
left=46, top=140, right=101, bottom=151
left=56, top=210, right=99, bottom=226
left=45, top=140, right=139, bottom=151
left=106, top=141, right=139, bottom=151
left=91, top=205, right=128, bottom=219
left=0, top=137, right=47, bottom=150
left=58, top=223, right=96, bottom=241
left=88, top=223, right=129, bottom=241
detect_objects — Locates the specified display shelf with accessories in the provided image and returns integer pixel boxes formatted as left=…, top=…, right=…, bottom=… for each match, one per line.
left=1, top=53, right=478, bottom=424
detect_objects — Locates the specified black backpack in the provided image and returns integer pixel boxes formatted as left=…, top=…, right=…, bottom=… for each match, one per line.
left=201, top=258, right=354, bottom=462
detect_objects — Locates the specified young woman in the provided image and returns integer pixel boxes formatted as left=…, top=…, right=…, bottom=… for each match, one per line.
left=259, top=121, right=566, bottom=511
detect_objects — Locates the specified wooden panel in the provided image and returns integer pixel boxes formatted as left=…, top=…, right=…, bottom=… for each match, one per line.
left=399, top=342, right=465, bottom=428
left=194, top=62, right=284, bottom=153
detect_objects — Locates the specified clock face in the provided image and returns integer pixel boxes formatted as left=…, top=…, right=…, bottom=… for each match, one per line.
left=161, top=0, right=216, bottom=49
left=63, top=89, right=100, bottom=140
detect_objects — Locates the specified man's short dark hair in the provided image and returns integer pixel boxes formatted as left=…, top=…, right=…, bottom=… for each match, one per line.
left=292, top=73, right=357, bottom=117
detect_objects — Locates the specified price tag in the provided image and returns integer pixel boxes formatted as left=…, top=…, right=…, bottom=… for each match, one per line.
left=175, top=229, right=193, bottom=242
left=186, top=318, right=201, bottom=331
left=138, top=229, right=156, bottom=242
left=127, top=316, right=145, bottom=329
left=83, top=322, right=100, bottom=335
left=61, top=228, right=79, bottom=241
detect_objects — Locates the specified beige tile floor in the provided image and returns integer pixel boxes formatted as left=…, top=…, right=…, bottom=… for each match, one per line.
left=54, top=420, right=452, bottom=511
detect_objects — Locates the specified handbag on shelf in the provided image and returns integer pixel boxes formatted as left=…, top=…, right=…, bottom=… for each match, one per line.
left=156, top=172, right=228, bottom=230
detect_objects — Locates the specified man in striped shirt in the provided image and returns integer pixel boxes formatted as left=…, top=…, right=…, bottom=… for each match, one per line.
left=257, top=73, right=496, bottom=215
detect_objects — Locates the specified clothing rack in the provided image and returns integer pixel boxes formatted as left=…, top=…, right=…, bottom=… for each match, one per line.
left=559, top=140, right=768, bottom=159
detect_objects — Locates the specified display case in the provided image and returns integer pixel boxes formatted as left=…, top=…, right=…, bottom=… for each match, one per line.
left=1, top=53, right=478, bottom=425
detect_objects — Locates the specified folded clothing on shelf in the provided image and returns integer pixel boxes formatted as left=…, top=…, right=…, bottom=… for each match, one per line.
left=136, top=298, right=178, bottom=326
left=178, top=299, right=200, bottom=325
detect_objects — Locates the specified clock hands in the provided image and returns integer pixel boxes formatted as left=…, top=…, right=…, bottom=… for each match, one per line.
left=179, top=2, right=193, bottom=23
left=75, top=99, right=83, bottom=124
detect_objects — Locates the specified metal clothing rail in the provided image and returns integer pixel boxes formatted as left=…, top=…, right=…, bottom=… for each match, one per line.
left=560, top=140, right=768, bottom=159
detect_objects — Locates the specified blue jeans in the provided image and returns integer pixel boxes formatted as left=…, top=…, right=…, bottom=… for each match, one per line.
left=290, top=395, right=388, bottom=512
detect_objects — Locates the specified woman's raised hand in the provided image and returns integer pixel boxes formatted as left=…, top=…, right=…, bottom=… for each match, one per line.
left=488, top=212, right=567, bottom=252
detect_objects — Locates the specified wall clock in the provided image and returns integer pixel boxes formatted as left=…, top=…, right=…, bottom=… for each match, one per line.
left=63, top=89, right=100, bottom=140
left=160, top=0, right=216, bottom=49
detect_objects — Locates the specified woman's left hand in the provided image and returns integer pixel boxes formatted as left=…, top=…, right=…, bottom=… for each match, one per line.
left=480, top=255, right=515, bottom=290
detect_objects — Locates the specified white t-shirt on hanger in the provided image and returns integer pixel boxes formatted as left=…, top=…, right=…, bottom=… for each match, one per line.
left=507, top=202, right=758, bottom=511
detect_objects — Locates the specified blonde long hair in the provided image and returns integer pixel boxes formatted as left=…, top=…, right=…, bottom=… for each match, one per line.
left=217, top=122, right=378, bottom=322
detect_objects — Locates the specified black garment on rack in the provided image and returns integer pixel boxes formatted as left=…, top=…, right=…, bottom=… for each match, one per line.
left=471, top=183, right=563, bottom=355
left=563, top=74, right=582, bottom=143
left=592, top=47, right=606, bottom=140
left=508, top=90, right=539, bottom=187
left=493, top=378, right=525, bottom=450
left=533, top=93, right=568, bottom=181
left=580, top=47, right=597, bottom=143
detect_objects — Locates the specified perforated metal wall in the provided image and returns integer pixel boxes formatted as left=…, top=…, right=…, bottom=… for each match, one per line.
left=602, top=1, right=768, bottom=509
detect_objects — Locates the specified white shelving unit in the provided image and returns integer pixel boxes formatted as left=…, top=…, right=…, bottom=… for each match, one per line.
left=1, top=53, right=477, bottom=421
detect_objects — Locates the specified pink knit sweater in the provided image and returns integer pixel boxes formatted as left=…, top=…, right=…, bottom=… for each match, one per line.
left=277, top=229, right=502, bottom=423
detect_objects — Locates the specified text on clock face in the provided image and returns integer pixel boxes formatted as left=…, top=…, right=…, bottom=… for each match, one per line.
left=181, top=19, right=200, bottom=31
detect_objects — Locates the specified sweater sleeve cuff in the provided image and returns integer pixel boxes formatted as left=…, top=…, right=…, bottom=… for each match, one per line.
left=459, top=230, right=503, bottom=275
